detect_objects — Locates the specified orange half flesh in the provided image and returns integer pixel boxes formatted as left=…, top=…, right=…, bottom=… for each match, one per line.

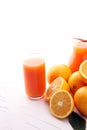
left=50, top=90, right=74, bottom=119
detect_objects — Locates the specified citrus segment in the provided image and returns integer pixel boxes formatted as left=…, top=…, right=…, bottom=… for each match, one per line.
left=79, top=60, right=87, bottom=84
left=45, top=77, right=70, bottom=101
left=50, top=90, right=74, bottom=119
left=74, top=86, right=87, bottom=116
left=68, top=71, right=86, bottom=94
left=47, top=64, right=72, bottom=84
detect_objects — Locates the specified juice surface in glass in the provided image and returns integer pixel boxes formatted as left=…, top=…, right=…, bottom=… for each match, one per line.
left=69, top=40, right=87, bottom=72
left=23, top=58, right=46, bottom=99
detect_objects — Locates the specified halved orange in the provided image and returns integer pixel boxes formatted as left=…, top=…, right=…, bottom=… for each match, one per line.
left=45, top=77, right=70, bottom=101
left=50, top=90, right=74, bottom=119
left=79, top=60, right=87, bottom=84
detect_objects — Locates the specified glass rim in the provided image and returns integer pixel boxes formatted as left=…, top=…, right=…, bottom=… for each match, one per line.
left=72, top=38, right=87, bottom=48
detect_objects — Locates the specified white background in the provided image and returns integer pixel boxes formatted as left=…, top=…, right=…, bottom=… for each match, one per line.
left=0, top=0, right=87, bottom=130
left=1, top=0, right=87, bottom=83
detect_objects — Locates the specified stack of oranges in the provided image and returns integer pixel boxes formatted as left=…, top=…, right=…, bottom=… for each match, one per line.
left=45, top=60, right=87, bottom=119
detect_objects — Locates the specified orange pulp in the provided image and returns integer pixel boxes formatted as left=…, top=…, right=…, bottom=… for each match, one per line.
left=23, top=58, right=46, bottom=99
left=69, top=41, right=87, bottom=72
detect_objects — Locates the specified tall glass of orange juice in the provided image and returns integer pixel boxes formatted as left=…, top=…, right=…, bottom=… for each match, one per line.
left=23, top=49, right=46, bottom=99
left=69, top=38, right=87, bottom=72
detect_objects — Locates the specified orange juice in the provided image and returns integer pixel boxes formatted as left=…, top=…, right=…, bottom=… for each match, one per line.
left=69, top=39, right=87, bottom=72
left=23, top=58, right=46, bottom=99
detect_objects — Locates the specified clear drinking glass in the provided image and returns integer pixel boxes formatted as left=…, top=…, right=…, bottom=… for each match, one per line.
left=23, top=48, right=46, bottom=99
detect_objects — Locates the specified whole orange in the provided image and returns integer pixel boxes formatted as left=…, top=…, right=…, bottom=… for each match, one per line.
left=68, top=71, right=86, bottom=94
left=74, top=86, right=87, bottom=116
left=47, top=64, right=72, bottom=84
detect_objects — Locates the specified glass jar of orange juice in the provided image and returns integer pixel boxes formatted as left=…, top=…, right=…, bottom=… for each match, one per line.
left=23, top=48, right=46, bottom=99
left=69, top=38, right=87, bottom=72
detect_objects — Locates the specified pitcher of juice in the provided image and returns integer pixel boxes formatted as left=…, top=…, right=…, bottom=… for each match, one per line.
left=23, top=48, right=46, bottom=99
left=69, top=38, right=87, bottom=72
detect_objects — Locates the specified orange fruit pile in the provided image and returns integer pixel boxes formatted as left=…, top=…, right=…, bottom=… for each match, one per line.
left=45, top=61, right=87, bottom=119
